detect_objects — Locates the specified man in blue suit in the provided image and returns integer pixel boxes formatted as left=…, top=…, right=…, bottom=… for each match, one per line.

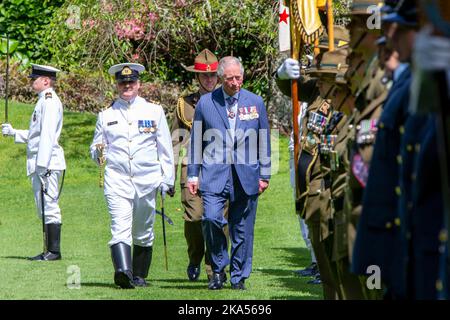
left=187, top=56, right=271, bottom=290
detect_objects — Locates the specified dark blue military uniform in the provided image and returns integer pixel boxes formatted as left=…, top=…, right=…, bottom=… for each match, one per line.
left=351, top=65, right=412, bottom=299
left=406, top=117, right=446, bottom=299
left=396, top=114, right=442, bottom=299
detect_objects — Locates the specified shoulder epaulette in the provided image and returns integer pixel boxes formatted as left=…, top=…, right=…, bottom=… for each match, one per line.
left=102, top=100, right=115, bottom=111
left=176, top=97, right=193, bottom=128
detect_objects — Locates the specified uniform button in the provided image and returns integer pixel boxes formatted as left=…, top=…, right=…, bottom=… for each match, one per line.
left=348, top=125, right=354, bottom=130
left=436, top=279, right=443, bottom=292
left=407, top=144, right=413, bottom=152
left=439, top=229, right=448, bottom=243
left=385, top=222, right=392, bottom=229
left=396, top=155, right=402, bottom=165
left=129, top=156, right=133, bottom=160
left=395, top=186, right=401, bottom=196
left=415, top=144, right=421, bottom=153
left=356, top=125, right=361, bottom=130
left=129, top=139, right=132, bottom=143
left=129, top=122, right=132, bottom=125
left=394, top=218, right=401, bottom=226
left=399, top=126, right=405, bottom=134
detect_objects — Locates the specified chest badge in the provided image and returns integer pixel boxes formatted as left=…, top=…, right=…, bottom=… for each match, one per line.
left=238, top=106, right=259, bottom=121
left=138, top=120, right=157, bottom=133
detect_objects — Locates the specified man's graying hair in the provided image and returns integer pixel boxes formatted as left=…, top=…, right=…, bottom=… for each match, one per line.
left=217, top=56, right=244, bottom=78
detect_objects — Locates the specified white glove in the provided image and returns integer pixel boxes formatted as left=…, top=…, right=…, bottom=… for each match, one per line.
left=2, top=123, right=16, bottom=136
left=159, top=182, right=172, bottom=199
left=36, top=166, right=50, bottom=186
left=414, top=26, right=450, bottom=71
left=277, top=58, right=300, bottom=80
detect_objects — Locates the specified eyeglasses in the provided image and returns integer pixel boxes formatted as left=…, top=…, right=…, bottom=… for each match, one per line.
left=224, top=75, right=243, bottom=82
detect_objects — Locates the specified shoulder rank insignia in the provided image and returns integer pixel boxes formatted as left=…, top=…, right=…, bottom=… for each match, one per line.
left=45, top=92, right=53, bottom=100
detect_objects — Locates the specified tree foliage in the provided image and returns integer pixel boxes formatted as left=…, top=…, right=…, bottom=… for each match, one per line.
left=43, top=0, right=279, bottom=98
left=0, top=0, right=65, bottom=62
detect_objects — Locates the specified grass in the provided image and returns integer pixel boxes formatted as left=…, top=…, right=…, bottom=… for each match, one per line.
left=0, top=100, right=323, bottom=300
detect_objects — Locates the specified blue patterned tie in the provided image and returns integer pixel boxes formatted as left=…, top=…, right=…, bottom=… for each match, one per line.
left=226, top=96, right=236, bottom=106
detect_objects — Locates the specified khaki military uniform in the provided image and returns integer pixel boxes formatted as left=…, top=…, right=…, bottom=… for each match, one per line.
left=343, top=59, right=387, bottom=300
left=171, top=92, right=229, bottom=277
left=325, top=109, right=367, bottom=300
left=298, top=96, right=341, bottom=300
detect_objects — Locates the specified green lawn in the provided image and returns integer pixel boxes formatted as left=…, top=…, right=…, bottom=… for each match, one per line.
left=0, top=101, right=322, bottom=300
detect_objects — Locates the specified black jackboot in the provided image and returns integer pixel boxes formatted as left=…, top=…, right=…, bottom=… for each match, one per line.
left=132, top=245, right=153, bottom=287
left=111, top=242, right=135, bottom=289
left=29, top=224, right=62, bottom=261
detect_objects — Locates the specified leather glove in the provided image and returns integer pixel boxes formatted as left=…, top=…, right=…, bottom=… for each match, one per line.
left=277, top=58, right=300, bottom=80
left=2, top=123, right=16, bottom=136
left=159, top=182, right=172, bottom=199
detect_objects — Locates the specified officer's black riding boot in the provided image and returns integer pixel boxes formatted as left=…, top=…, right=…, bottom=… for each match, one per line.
left=29, top=224, right=48, bottom=261
left=29, top=224, right=62, bottom=261
left=42, top=223, right=62, bottom=260
left=111, top=242, right=135, bottom=289
left=132, top=245, right=153, bottom=287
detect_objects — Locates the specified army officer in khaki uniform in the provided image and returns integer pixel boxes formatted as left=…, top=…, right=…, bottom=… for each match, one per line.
left=171, top=49, right=229, bottom=281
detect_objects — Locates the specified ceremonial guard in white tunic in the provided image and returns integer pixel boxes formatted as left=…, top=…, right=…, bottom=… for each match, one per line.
left=90, top=63, right=175, bottom=289
left=2, top=64, right=66, bottom=261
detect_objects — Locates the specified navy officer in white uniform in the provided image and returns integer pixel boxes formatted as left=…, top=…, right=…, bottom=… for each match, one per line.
left=90, top=63, right=175, bottom=289
left=2, top=64, right=66, bottom=261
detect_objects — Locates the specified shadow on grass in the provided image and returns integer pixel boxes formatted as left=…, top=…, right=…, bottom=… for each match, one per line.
left=60, top=116, right=98, bottom=159
left=254, top=247, right=323, bottom=300
left=2, top=256, right=32, bottom=261
left=151, top=278, right=208, bottom=290
left=81, top=282, right=119, bottom=289
left=272, top=247, right=314, bottom=269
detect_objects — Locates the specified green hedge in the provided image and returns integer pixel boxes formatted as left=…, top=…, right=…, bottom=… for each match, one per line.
left=42, top=0, right=279, bottom=100
left=0, top=0, right=65, bottom=62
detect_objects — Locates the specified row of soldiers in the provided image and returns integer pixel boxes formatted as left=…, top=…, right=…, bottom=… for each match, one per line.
left=276, top=0, right=449, bottom=299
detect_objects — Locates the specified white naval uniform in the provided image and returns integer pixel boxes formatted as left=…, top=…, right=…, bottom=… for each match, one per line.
left=90, top=96, right=175, bottom=247
left=14, top=87, right=66, bottom=224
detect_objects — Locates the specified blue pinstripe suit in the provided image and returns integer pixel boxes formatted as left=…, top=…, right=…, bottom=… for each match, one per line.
left=188, top=87, right=271, bottom=285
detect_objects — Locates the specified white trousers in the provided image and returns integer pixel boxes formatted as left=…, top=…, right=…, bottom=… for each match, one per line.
left=31, top=171, right=63, bottom=224
left=106, top=189, right=157, bottom=247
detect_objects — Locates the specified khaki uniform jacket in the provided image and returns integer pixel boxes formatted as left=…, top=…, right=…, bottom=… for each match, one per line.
left=171, top=92, right=200, bottom=186
left=298, top=96, right=333, bottom=240
left=344, top=64, right=389, bottom=261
